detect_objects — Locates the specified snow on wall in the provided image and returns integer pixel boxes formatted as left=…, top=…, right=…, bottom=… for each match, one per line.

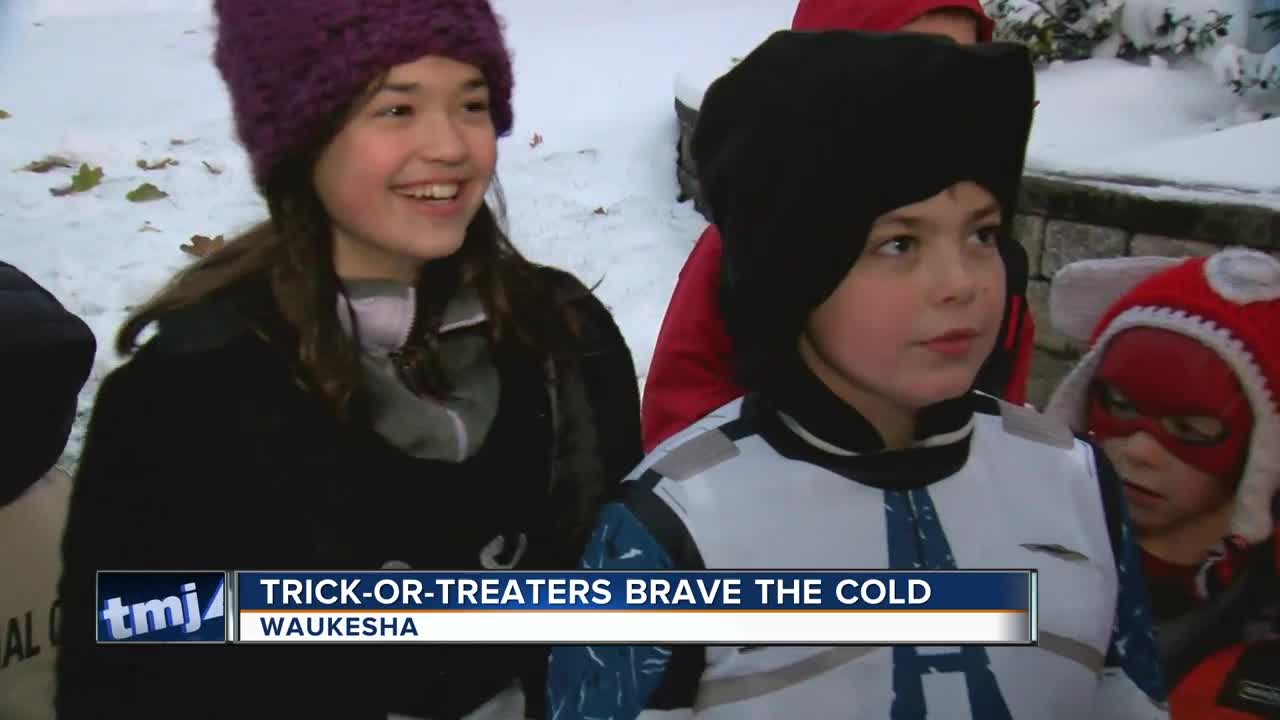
left=1048, top=116, right=1280, bottom=196
left=674, top=38, right=1278, bottom=198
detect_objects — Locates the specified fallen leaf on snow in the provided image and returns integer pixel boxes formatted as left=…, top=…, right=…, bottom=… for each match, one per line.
left=202, top=161, right=224, bottom=175
left=593, top=206, right=608, bottom=215
left=180, top=234, right=225, bottom=258
left=50, top=164, right=104, bottom=196
left=137, top=157, right=179, bottom=171
left=126, top=183, right=169, bottom=202
left=530, top=132, right=544, bottom=148
left=0, top=110, right=10, bottom=119
left=20, top=155, right=74, bottom=173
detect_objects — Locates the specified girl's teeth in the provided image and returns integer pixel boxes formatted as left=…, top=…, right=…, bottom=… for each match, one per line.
left=401, top=183, right=460, bottom=200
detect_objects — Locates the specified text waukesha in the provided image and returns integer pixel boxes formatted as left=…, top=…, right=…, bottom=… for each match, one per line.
left=258, top=616, right=419, bottom=638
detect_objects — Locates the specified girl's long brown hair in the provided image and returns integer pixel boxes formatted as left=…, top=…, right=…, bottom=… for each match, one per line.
left=117, top=91, right=579, bottom=420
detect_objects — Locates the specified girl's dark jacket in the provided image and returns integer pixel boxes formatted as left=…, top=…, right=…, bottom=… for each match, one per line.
left=54, top=266, right=642, bottom=720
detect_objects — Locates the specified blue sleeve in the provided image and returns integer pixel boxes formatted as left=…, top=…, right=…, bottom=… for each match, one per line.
left=1093, top=447, right=1169, bottom=715
left=1103, top=508, right=1167, bottom=701
left=546, top=502, right=681, bottom=720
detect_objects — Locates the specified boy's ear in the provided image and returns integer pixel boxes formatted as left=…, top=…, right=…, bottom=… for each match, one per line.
left=1049, top=256, right=1185, bottom=344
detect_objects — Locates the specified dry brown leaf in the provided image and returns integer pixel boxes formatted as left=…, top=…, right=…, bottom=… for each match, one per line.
left=0, top=110, right=11, bottom=120
left=593, top=206, right=608, bottom=215
left=202, top=161, right=224, bottom=175
left=180, top=234, right=225, bottom=258
left=137, top=157, right=178, bottom=171
left=529, top=132, right=544, bottom=149
left=20, top=155, right=74, bottom=173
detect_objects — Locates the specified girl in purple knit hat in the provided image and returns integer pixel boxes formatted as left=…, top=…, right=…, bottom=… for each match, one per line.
left=54, top=2, right=641, bottom=719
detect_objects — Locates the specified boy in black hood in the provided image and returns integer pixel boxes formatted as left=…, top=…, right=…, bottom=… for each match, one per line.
left=0, top=261, right=96, bottom=720
left=548, top=30, right=1168, bottom=719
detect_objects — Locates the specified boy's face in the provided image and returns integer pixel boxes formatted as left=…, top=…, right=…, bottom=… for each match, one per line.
left=901, top=9, right=980, bottom=45
left=1088, top=327, right=1249, bottom=541
left=800, top=181, right=1006, bottom=415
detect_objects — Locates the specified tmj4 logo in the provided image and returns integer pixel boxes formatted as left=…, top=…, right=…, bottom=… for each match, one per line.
left=100, top=575, right=226, bottom=640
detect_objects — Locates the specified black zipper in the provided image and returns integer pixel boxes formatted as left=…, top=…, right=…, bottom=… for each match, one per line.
left=388, top=294, right=429, bottom=398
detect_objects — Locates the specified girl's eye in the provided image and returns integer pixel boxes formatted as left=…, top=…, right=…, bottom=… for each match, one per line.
left=1162, top=415, right=1228, bottom=445
left=378, top=105, right=413, bottom=118
left=463, top=99, right=490, bottom=113
left=971, top=226, right=1000, bottom=246
left=875, top=236, right=915, bottom=256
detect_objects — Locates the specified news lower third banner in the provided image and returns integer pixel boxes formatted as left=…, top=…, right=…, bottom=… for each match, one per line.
left=97, top=570, right=1037, bottom=645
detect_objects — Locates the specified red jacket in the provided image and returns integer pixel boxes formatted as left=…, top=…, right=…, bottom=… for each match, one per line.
left=643, top=0, right=1024, bottom=452
left=642, top=226, right=1034, bottom=451
left=1156, top=532, right=1280, bottom=720
left=791, top=0, right=995, bottom=39
left=1171, top=644, right=1273, bottom=720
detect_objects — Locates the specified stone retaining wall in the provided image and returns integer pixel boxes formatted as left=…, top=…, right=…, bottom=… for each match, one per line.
left=675, top=98, right=1280, bottom=408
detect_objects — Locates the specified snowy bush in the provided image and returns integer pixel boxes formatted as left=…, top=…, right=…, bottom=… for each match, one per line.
left=984, top=0, right=1123, bottom=61
left=984, top=0, right=1277, bottom=96
left=1115, top=0, right=1236, bottom=57
left=984, top=0, right=1244, bottom=60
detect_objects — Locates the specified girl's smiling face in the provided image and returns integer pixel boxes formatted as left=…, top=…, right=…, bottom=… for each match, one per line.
left=314, top=55, right=498, bottom=282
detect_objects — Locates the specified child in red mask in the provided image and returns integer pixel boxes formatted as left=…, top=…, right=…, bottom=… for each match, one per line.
left=1046, top=248, right=1280, bottom=720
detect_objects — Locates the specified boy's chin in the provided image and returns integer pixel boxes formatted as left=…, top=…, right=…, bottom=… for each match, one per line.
left=896, top=371, right=980, bottom=409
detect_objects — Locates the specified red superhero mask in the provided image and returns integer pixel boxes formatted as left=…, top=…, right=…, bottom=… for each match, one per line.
left=1087, top=327, right=1253, bottom=479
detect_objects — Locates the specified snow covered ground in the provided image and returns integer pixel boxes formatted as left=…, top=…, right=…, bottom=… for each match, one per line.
left=1, top=0, right=1276, bottom=470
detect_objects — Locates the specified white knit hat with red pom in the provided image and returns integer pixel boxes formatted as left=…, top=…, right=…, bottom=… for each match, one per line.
left=1044, top=247, right=1280, bottom=544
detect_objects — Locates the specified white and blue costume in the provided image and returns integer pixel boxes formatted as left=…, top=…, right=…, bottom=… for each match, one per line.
left=546, top=391, right=1168, bottom=719
left=550, top=28, right=1170, bottom=720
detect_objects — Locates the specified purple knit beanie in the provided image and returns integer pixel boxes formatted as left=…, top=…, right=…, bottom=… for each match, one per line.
left=213, top=0, right=515, bottom=187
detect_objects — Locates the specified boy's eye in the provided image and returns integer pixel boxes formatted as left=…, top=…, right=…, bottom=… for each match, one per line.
left=1161, top=415, right=1228, bottom=445
left=1099, top=384, right=1140, bottom=419
left=875, top=236, right=915, bottom=256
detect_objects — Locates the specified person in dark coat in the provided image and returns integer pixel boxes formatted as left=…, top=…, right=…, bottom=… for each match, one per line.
left=53, top=1, right=642, bottom=718
left=0, top=261, right=95, bottom=720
